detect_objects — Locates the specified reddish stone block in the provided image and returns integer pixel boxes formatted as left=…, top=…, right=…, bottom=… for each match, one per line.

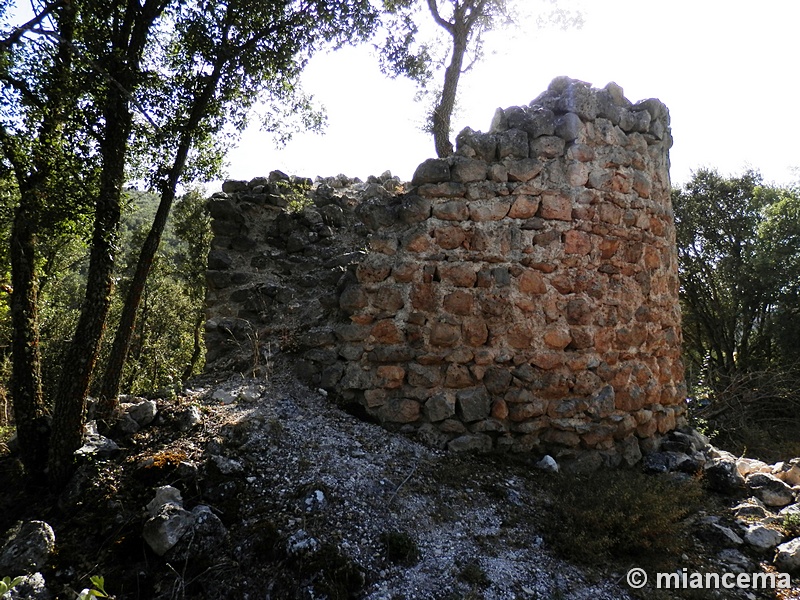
left=356, top=258, right=392, bottom=283
left=564, top=230, right=592, bottom=255
left=371, top=320, right=404, bottom=345
left=377, top=365, right=405, bottom=389
left=518, top=270, right=547, bottom=294
left=531, top=352, right=564, bottom=370
left=391, top=261, right=417, bottom=283
left=491, top=398, right=509, bottom=420
left=568, top=327, right=594, bottom=349
left=443, top=290, right=474, bottom=315
left=434, top=225, right=467, bottom=250
left=539, top=192, right=572, bottom=221
left=508, top=195, right=539, bottom=219
left=350, top=314, right=374, bottom=325
left=439, top=263, right=477, bottom=287
left=544, top=429, right=581, bottom=447
left=507, top=324, right=534, bottom=349
left=429, top=321, right=461, bottom=347
left=404, top=232, right=431, bottom=253
left=411, top=283, right=438, bottom=312
left=444, top=364, right=474, bottom=388
left=462, top=317, right=489, bottom=347
left=543, top=325, right=572, bottom=350
left=432, top=200, right=469, bottom=221
left=469, top=199, right=511, bottom=221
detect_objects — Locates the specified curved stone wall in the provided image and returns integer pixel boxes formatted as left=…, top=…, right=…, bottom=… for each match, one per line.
left=205, top=77, right=687, bottom=467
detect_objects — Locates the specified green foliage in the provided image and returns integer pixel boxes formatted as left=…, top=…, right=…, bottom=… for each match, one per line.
left=77, top=575, right=112, bottom=599
left=0, top=576, right=24, bottom=596
left=275, top=179, right=313, bottom=213
left=782, top=514, right=800, bottom=538
left=674, top=169, right=800, bottom=459
left=543, top=469, right=703, bottom=565
left=94, top=189, right=211, bottom=394
left=674, top=169, right=800, bottom=382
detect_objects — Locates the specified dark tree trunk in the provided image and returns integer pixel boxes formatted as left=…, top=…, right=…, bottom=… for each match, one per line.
left=47, top=89, right=130, bottom=488
left=9, top=199, right=48, bottom=476
left=46, top=0, right=166, bottom=488
left=432, top=35, right=467, bottom=158
left=5, top=0, right=77, bottom=478
left=97, top=51, right=227, bottom=420
left=96, top=183, right=177, bottom=419
left=181, top=311, right=205, bottom=381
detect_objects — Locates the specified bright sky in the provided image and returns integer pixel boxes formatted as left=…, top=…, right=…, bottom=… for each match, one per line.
left=225, top=0, right=800, bottom=189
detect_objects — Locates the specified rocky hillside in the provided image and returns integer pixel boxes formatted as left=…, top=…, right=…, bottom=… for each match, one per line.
left=0, top=359, right=799, bottom=599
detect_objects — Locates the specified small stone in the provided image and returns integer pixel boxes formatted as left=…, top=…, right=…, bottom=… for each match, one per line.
left=743, top=524, right=783, bottom=550
left=732, top=498, right=770, bottom=520
left=704, top=457, right=746, bottom=495
left=506, top=158, right=542, bottom=182
left=177, top=405, right=203, bottom=431
left=736, top=457, right=770, bottom=478
left=508, top=195, right=539, bottom=219
left=554, top=112, right=582, bottom=141
left=497, top=129, right=529, bottom=159
left=451, top=158, right=488, bottom=183
left=774, top=458, right=800, bottom=486
left=424, top=393, right=456, bottom=422
left=775, top=537, right=800, bottom=572
left=746, top=472, right=795, bottom=507
left=538, top=192, right=572, bottom=221
left=147, top=485, right=184, bottom=517
left=447, top=433, right=492, bottom=453
left=535, top=455, right=559, bottom=473
left=6, top=572, right=49, bottom=600
left=530, top=136, right=565, bottom=159
left=143, top=504, right=195, bottom=556
left=697, top=521, right=743, bottom=547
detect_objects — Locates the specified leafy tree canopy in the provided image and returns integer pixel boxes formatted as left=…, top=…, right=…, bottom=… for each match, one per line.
left=673, top=168, right=800, bottom=386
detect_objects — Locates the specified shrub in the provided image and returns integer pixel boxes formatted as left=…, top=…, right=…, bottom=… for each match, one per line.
left=542, top=469, right=703, bottom=565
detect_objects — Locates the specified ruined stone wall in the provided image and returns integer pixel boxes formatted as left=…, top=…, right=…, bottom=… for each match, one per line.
left=205, top=77, right=687, bottom=467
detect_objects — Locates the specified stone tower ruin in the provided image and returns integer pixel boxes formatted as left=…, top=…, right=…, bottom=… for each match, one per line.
left=204, top=77, right=687, bottom=467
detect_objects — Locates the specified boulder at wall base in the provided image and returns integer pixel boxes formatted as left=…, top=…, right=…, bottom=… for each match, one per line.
left=746, top=473, right=795, bottom=507
left=704, top=457, right=746, bottom=495
left=774, top=537, right=800, bottom=572
left=0, top=521, right=56, bottom=575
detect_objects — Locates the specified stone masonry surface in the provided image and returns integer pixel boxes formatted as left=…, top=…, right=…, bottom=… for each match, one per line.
left=205, top=76, right=687, bottom=467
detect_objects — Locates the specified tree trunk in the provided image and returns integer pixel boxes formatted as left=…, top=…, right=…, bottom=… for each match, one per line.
left=97, top=53, right=227, bottom=420
left=432, top=36, right=467, bottom=158
left=47, top=93, right=130, bottom=489
left=181, top=311, right=205, bottom=382
left=9, top=199, right=48, bottom=476
left=96, top=184, right=177, bottom=419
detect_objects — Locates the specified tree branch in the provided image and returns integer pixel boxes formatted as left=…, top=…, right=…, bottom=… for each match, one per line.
left=427, top=0, right=453, bottom=34
left=0, top=0, right=66, bottom=50
left=0, top=73, right=43, bottom=108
